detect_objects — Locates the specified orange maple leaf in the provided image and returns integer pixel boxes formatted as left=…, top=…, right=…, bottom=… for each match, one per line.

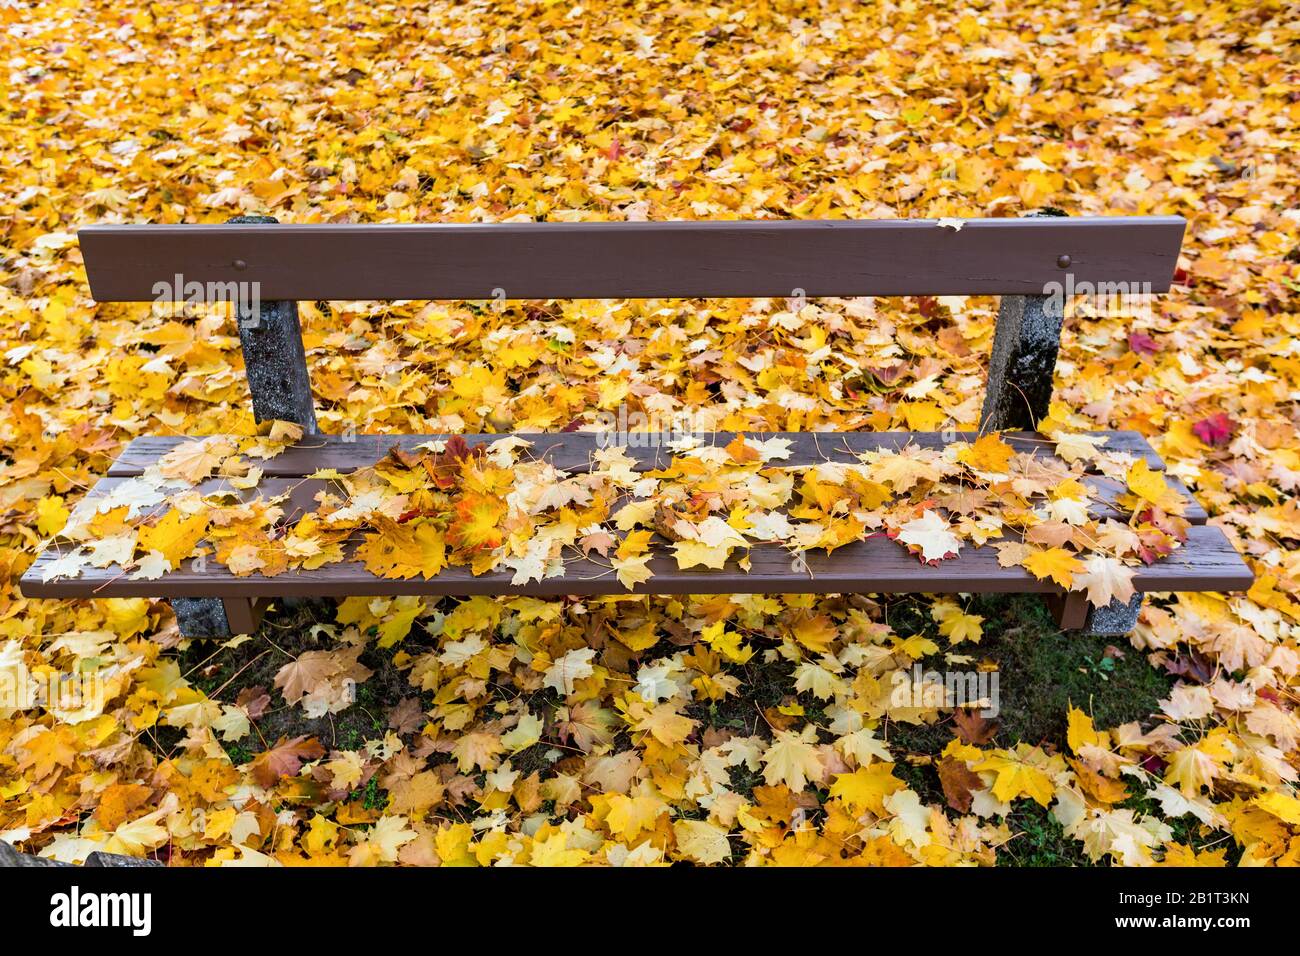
left=446, top=492, right=507, bottom=552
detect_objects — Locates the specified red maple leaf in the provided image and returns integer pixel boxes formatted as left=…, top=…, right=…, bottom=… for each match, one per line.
left=1192, top=412, right=1235, bottom=447
left=1128, top=331, right=1159, bottom=356
left=442, top=435, right=481, bottom=463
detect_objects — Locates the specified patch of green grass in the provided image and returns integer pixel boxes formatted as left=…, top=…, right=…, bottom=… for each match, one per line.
left=999, top=803, right=1094, bottom=866
left=512, top=742, right=557, bottom=777
left=973, top=594, right=1173, bottom=746
left=888, top=755, right=947, bottom=807
left=726, top=763, right=765, bottom=800
left=877, top=594, right=1176, bottom=866
left=880, top=593, right=1171, bottom=753
left=685, top=659, right=793, bottom=737
left=223, top=742, right=254, bottom=766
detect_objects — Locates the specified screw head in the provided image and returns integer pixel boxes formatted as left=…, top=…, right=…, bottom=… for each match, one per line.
left=232, top=259, right=248, bottom=271
left=1056, top=254, right=1072, bottom=269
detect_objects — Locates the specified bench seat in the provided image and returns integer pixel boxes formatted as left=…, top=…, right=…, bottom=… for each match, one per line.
left=20, top=430, right=1252, bottom=603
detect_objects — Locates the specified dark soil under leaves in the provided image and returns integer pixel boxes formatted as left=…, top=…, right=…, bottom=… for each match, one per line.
left=174, top=598, right=435, bottom=760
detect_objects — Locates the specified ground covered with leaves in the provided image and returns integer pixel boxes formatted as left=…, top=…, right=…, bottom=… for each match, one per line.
left=1, top=0, right=1297, bottom=866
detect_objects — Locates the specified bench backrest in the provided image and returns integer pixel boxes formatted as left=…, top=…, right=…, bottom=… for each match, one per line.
left=78, top=217, right=1185, bottom=302
left=76, top=215, right=1187, bottom=435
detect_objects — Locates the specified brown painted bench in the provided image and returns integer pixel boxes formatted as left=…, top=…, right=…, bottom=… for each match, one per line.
left=21, top=214, right=1253, bottom=638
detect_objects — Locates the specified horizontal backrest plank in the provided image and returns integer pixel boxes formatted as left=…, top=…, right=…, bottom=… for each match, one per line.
left=79, top=217, right=1186, bottom=302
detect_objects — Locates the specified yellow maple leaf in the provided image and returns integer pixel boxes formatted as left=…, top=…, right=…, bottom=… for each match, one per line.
left=673, top=819, right=732, bottom=864
left=528, top=829, right=590, bottom=867
left=357, top=518, right=446, bottom=579
left=616, top=529, right=654, bottom=559
left=36, top=495, right=70, bottom=536
left=1164, top=744, right=1220, bottom=795
left=938, top=611, right=984, bottom=644
left=1254, top=792, right=1300, bottom=826
left=957, top=433, right=1015, bottom=473
left=1066, top=706, right=1104, bottom=754
left=703, top=621, right=755, bottom=664
left=451, top=732, right=505, bottom=773
left=630, top=701, right=696, bottom=746
left=672, top=539, right=734, bottom=570
left=376, top=597, right=425, bottom=648
left=1053, top=432, right=1106, bottom=465
left=19, top=728, right=77, bottom=778
left=762, top=728, right=825, bottom=791
left=828, top=764, right=906, bottom=815
left=1126, top=459, right=1185, bottom=514
left=447, top=492, right=507, bottom=551
left=136, top=509, right=209, bottom=569
left=352, top=815, right=416, bottom=865
left=899, top=400, right=947, bottom=430
left=612, top=554, right=654, bottom=589
left=791, top=613, right=838, bottom=653
left=304, top=814, right=339, bottom=856
left=1158, top=843, right=1228, bottom=867
left=433, top=823, right=477, bottom=867
left=157, top=436, right=236, bottom=483
left=1022, top=546, right=1082, bottom=589
left=605, top=792, right=668, bottom=840
left=974, top=748, right=1056, bottom=806
left=105, top=799, right=175, bottom=857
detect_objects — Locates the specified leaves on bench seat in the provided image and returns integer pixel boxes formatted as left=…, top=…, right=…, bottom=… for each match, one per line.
left=37, top=428, right=1193, bottom=609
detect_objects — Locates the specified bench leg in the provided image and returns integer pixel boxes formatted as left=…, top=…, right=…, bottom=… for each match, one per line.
left=193, top=217, right=311, bottom=642
left=172, top=598, right=265, bottom=638
left=980, top=209, right=1069, bottom=432
left=981, top=292, right=1065, bottom=431
left=1045, top=592, right=1144, bottom=636
left=1045, top=592, right=1089, bottom=630
left=228, top=215, right=318, bottom=433
left=1080, top=594, right=1144, bottom=637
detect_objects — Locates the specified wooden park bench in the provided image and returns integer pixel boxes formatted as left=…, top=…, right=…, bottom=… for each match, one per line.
left=21, top=214, right=1253, bottom=639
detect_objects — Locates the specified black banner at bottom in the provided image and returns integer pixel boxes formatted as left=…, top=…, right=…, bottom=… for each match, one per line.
left=0, top=864, right=1278, bottom=940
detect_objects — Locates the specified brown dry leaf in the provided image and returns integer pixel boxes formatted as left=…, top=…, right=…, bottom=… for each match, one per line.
left=937, top=757, right=982, bottom=813
left=952, top=708, right=999, bottom=746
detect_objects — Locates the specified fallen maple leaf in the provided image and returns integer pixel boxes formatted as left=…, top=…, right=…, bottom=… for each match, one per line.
left=762, top=728, right=825, bottom=791
left=897, top=510, right=960, bottom=564
left=157, top=436, right=237, bottom=483
left=1023, top=546, right=1083, bottom=589
left=1128, top=331, right=1159, bottom=355
left=951, top=707, right=999, bottom=746
left=251, top=736, right=325, bottom=787
left=937, top=756, right=982, bottom=813
left=673, top=819, right=732, bottom=864
left=1192, top=412, right=1235, bottom=447
left=1076, top=555, right=1137, bottom=607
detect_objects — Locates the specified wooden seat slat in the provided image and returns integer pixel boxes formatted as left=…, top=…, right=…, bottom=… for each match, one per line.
left=107, top=431, right=1168, bottom=478
left=68, top=467, right=1211, bottom=533
left=18, top=458, right=1224, bottom=600
left=21, top=524, right=1250, bottom=601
